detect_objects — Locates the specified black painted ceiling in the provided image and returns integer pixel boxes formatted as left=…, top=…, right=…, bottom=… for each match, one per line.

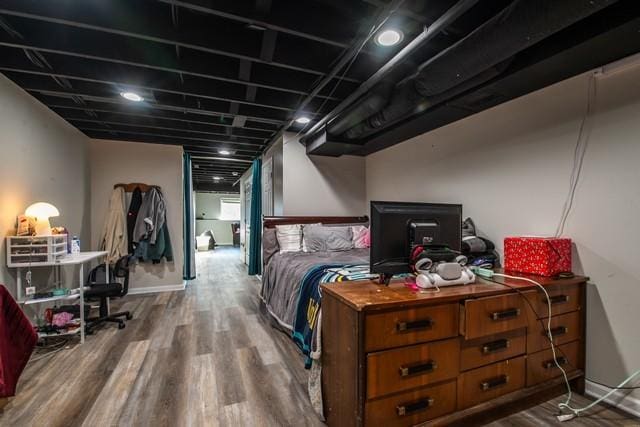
left=0, top=0, right=474, bottom=192
left=5, top=1, right=635, bottom=192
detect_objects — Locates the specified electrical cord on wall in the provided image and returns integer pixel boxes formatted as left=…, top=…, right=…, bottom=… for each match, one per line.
left=485, top=272, right=640, bottom=421
left=555, top=73, right=597, bottom=237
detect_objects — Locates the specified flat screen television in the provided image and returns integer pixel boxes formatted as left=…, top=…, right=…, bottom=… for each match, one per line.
left=370, top=201, right=462, bottom=284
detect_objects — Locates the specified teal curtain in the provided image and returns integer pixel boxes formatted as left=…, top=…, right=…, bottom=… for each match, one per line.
left=248, top=158, right=262, bottom=275
left=183, top=153, right=196, bottom=280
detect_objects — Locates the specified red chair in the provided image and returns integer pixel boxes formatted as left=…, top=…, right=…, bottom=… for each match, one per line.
left=0, top=285, right=38, bottom=397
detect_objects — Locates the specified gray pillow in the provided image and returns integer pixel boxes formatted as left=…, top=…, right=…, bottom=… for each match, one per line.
left=262, top=228, right=279, bottom=265
left=325, top=226, right=354, bottom=252
left=303, top=225, right=354, bottom=252
left=303, top=224, right=328, bottom=252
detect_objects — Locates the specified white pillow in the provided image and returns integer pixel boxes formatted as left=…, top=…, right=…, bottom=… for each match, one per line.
left=276, top=224, right=302, bottom=253
left=352, top=225, right=369, bottom=249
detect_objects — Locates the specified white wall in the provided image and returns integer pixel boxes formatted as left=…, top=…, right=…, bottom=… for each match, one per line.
left=0, top=74, right=90, bottom=296
left=195, top=192, right=239, bottom=245
left=90, top=139, right=184, bottom=293
left=282, top=132, right=366, bottom=216
left=366, top=66, right=640, bottom=407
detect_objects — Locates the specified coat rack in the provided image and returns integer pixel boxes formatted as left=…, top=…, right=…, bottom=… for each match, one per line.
left=114, top=183, right=161, bottom=193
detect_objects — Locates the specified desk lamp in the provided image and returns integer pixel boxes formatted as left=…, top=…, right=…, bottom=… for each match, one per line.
left=25, top=202, right=59, bottom=236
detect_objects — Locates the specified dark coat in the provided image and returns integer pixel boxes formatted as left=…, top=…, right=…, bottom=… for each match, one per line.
left=127, top=187, right=142, bottom=254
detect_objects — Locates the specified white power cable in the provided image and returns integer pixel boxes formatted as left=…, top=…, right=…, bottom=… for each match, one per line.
left=493, top=273, right=640, bottom=422
left=555, top=73, right=596, bottom=237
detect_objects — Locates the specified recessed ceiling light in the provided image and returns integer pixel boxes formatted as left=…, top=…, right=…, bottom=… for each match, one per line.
left=375, top=29, right=403, bottom=46
left=295, top=116, right=311, bottom=124
left=120, top=91, right=143, bottom=102
left=232, top=172, right=239, bottom=176
left=218, top=150, right=231, bottom=155
left=213, top=176, right=222, bottom=181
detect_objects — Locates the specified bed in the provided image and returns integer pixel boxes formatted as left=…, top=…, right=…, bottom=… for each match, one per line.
left=259, top=215, right=370, bottom=418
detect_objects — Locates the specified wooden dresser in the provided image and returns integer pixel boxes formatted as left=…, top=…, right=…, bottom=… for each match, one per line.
left=321, top=271, right=587, bottom=426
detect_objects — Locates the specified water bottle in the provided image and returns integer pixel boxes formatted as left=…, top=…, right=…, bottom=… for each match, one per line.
left=71, top=236, right=81, bottom=254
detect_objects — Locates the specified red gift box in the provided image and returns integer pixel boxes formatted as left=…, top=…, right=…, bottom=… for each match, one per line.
left=504, top=237, right=572, bottom=277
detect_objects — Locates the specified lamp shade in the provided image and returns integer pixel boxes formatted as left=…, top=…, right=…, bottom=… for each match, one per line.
left=25, top=202, right=59, bottom=219
left=25, top=202, right=60, bottom=236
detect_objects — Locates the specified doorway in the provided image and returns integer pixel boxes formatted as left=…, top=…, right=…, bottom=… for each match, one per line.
left=242, top=176, right=252, bottom=265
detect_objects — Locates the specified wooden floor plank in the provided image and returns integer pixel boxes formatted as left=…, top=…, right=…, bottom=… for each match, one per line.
left=187, top=353, right=220, bottom=427
left=82, top=340, right=151, bottom=426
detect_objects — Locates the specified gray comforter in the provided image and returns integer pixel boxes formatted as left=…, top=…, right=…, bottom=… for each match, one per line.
left=260, top=249, right=370, bottom=329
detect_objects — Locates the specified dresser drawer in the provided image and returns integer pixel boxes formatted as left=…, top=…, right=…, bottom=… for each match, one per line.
left=527, top=311, right=582, bottom=353
left=365, top=380, right=456, bottom=427
left=523, top=283, right=582, bottom=318
left=460, top=329, right=526, bottom=372
left=461, top=294, right=528, bottom=340
left=527, top=341, right=580, bottom=386
left=365, top=303, right=458, bottom=352
left=457, top=356, right=525, bottom=410
left=367, top=338, right=459, bottom=399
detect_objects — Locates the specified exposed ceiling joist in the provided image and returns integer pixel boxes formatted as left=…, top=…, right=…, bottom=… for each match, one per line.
left=0, top=6, right=361, bottom=82
left=46, top=104, right=277, bottom=134
left=25, top=87, right=285, bottom=125
left=157, top=0, right=367, bottom=51
left=66, top=118, right=268, bottom=141
left=0, top=67, right=299, bottom=113
left=81, top=127, right=265, bottom=149
left=0, top=41, right=344, bottom=100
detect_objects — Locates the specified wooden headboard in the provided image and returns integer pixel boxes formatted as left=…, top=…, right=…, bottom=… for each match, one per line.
left=263, top=216, right=368, bottom=229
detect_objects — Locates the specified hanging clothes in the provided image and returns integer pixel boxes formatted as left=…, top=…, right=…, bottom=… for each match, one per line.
left=133, top=187, right=166, bottom=245
left=127, top=187, right=142, bottom=254
left=132, top=187, right=173, bottom=263
left=100, top=186, right=128, bottom=264
left=134, top=220, right=174, bottom=264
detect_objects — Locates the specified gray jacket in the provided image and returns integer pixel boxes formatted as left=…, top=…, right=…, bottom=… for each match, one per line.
left=132, top=188, right=166, bottom=245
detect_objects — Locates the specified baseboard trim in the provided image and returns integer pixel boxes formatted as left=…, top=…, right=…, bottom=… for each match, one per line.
left=127, top=281, right=186, bottom=295
left=585, top=380, right=640, bottom=418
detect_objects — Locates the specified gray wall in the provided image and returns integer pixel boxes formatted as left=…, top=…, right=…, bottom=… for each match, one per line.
left=90, top=139, right=184, bottom=293
left=262, top=137, right=284, bottom=216
left=282, top=132, right=366, bottom=216
left=195, top=192, right=240, bottom=245
left=0, top=74, right=90, bottom=296
left=366, top=67, right=640, bottom=406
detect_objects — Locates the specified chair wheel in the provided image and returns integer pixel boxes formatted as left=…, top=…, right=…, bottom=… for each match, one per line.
left=118, top=323, right=126, bottom=330
left=126, top=314, right=133, bottom=320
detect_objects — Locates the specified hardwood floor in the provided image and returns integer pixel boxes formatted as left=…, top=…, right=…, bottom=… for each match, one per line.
left=0, top=246, right=637, bottom=426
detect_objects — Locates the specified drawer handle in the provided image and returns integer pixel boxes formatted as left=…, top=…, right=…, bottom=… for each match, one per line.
left=480, top=374, right=509, bottom=391
left=543, top=326, right=568, bottom=337
left=544, top=356, right=568, bottom=369
left=482, top=339, right=511, bottom=354
left=396, top=318, right=434, bottom=332
left=396, top=397, right=434, bottom=417
left=399, top=360, right=438, bottom=377
left=490, top=308, right=521, bottom=321
left=545, top=295, right=570, bottom=305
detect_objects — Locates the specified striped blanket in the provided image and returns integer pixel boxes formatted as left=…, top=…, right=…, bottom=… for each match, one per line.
left=292, top=264, right=374, bottom=368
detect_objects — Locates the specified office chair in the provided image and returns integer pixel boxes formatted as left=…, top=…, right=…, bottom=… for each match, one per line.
left=85, top=255, right=133, bottom=333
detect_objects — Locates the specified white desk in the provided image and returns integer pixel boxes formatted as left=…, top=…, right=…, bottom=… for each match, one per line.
left=14, top=251, right=108, bottom=343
